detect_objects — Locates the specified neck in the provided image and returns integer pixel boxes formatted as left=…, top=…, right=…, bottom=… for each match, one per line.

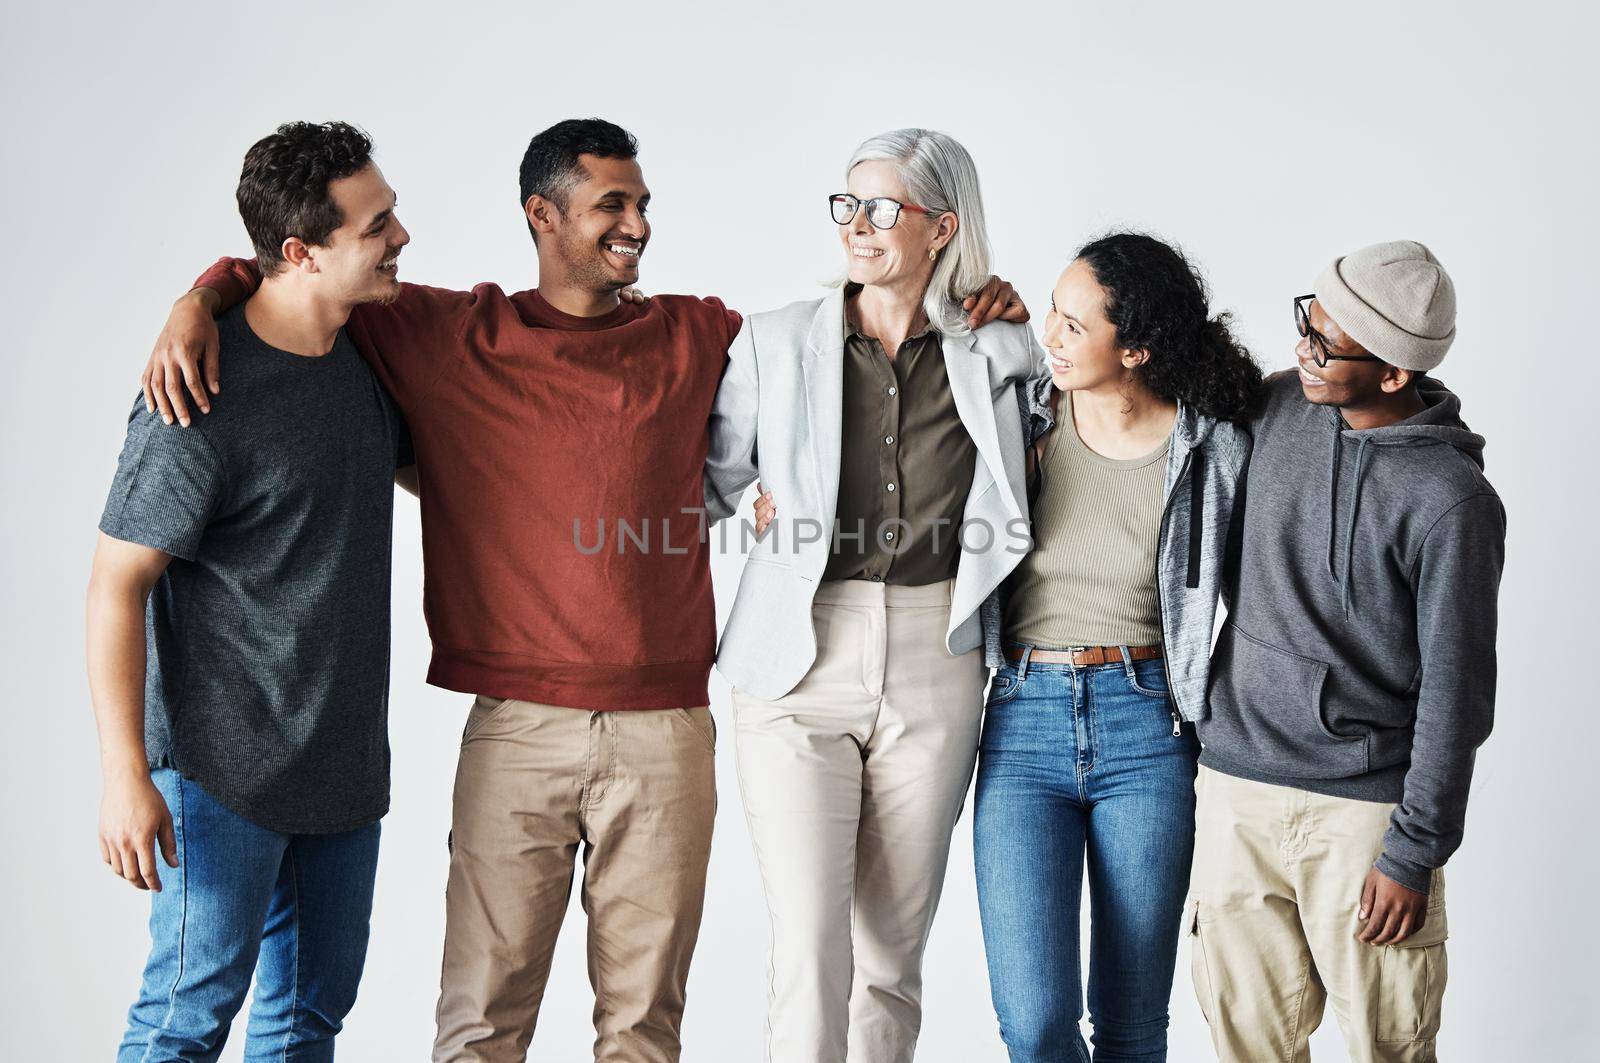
left=536, top=258, right=622, bottom=318
left=244, top=278, right=351, bottom=357
left=1069, top=375, right=1178, bottom=436
left=852, top=278, right=931, bottom=354
left=1339, top=385, right=1426, bottom=430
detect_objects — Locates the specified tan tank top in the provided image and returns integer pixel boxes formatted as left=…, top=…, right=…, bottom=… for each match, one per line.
left=1004, top=407, right=1169, bottom=648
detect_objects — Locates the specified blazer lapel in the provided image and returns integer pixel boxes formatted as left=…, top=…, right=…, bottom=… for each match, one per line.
left=802, top=288, right=847, bottom=521
left=943, top=330, right=1023, bottom=521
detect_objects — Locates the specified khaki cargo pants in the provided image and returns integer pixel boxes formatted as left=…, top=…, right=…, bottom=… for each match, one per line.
left=1188, top=766, right=1448, bottom=1063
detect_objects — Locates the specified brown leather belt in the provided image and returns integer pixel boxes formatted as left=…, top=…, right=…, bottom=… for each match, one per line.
left=1004, top=644, right=1163, bottom=667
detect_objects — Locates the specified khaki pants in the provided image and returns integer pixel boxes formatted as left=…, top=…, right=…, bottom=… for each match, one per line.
left=1188, top=766, right=1448, bottom=1063
left=433, top=697, right=717, bottom=1063
left=733, top=579, right=987, bottom=1063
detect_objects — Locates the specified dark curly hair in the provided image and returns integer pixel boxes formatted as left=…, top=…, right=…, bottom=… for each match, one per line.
left=518, top=118, right=638, bottom=238
left=236, top=121, right=374, bottom=277
left=1075, top=232, right=1262, bottom=422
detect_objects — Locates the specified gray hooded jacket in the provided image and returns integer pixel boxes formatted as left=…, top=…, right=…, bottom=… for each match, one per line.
left=1197, top=372, right=1506, bottom=894
left=980, top=374, right=1251, bottom=724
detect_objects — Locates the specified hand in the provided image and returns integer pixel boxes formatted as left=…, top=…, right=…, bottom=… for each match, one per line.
left=964, top=275, right=1029, bottom=329
left=1357, top=866, right=1429, bottom=945
left=619, top=286, right=648, bottom=304
left=143, top=290, right=222, bottom=427
left=99, top=769, right=178, bottom=891
left=753, top=483, right=775, bottom=536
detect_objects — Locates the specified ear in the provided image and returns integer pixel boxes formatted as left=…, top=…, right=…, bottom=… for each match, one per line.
left=281, top=237, right=315, bottom=273
left=1379, top=365, right=1414, bottom=393
left=525, top=194, right=560, bottom=240
left=932, top=211, right=959, bottom=253
left=1122, top=347, right=1152, bottom=369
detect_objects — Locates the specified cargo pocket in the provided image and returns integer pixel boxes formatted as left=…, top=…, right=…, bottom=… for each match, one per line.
left=1188, top=901, right=1217, bottom=1027
left=1205, top=625, right=1366, bottom=779
left=1376, top=884, right=1449, bottom=1044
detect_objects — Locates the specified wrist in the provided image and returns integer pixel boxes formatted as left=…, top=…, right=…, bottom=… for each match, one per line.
left=180, top=287, right=220, bottom=315
left=101, top=750, right=151, bottom=784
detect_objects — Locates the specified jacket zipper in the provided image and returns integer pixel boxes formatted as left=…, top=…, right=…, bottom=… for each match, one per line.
left=1156, top=449, right=1194, bottom=737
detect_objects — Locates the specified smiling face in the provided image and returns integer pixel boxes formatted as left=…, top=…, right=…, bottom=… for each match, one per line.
left=308, top=163, right=410, bottom=306
left=837, top=159, right=954, bottom=294
left=1296, top=298, right=1394, bottom=407
left=535, top=153, right=650, bottom=296
left=1041, top=258, right=1139, bottom=391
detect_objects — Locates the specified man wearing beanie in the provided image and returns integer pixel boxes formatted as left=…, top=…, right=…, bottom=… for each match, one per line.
left=1186, top=241, right=1505, bottom=1061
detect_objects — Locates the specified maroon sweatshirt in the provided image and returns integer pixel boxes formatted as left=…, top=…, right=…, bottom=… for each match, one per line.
left=195, top=259, right=743, bottom=710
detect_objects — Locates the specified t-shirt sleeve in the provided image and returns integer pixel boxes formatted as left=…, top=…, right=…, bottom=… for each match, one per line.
left=707, top=297, right=743, bottom=350
left=192, top=256, right=260, bottom=310
left=99, top=402, right=227, bottom=562
left=346, top=283, right=480, bottom=411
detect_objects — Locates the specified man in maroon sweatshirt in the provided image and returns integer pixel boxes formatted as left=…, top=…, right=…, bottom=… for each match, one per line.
left=142, top=118, right=1024, bottom=1062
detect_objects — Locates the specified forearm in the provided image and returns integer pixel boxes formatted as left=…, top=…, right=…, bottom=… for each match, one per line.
left=85, top=579, right=153, bottom=779
left=183, top=287, right=221, bottom=316
left=1378, top=746, right=1482, bottom=893
left=703, top=471, right=752, bottom=525
left=1379, top=494, right=1504, bottom=889
left=191, top=256, right=261, bottom=312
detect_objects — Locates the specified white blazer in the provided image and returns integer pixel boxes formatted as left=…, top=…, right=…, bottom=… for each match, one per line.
left=704, top=285, right=1042, bottom=701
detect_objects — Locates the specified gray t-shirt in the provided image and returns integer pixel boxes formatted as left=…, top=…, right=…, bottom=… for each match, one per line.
left=99, top=305, right=410, bottom=834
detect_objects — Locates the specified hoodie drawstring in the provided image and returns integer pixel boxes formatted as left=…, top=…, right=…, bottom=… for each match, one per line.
left=1341, top=436, right=1371, bottom=615
left=1327, top=419, right=1373, bottom=617
left=1327, top=420, right=1343, bottom=581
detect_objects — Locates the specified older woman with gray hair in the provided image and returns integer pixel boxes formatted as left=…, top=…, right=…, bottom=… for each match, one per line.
left=704, top=128, right=1041, bottom=1063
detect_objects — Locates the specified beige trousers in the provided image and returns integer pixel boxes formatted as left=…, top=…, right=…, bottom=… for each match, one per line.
left=1188, top=765, right=1448, bottom=1063
left=433, top=697, right=717, bottom=1063
left=732, top=579, right=987, bottom=1063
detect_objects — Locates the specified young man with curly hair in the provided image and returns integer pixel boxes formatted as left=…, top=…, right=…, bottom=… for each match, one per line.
left=88, top=121, right=414, bottom=1059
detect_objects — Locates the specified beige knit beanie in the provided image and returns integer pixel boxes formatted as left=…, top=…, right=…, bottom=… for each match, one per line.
left=1314, top=240, right=1456, bottom=372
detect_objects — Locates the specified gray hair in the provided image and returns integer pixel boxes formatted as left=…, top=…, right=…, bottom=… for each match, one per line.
left=843, top=128, right=992, bottom=334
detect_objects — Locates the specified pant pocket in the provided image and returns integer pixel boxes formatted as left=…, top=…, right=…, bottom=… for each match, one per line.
left=1375, top=907, right=1448, bottom=1043
left=462, top=695, right=515, bottom=742
left=673, top=707, right=718, bottom=752
left=1188, top=901, right=1217, bottom=1028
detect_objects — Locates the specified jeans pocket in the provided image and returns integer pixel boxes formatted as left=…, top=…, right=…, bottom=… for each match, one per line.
left=1127, top=660, right=1171, bottom=700
left=1375, top=901, right=1449, bottom=1043
left=986, top=672, right=1023, bottom=708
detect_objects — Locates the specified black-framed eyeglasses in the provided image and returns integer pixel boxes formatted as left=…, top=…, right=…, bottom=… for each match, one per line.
left=1294, top=294, right=1382, bottom=368
left=829, top=193, right=940, bottom=230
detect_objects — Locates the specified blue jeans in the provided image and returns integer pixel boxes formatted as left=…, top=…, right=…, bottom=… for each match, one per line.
left=973, top=650, right=1199, bottom=1063
left=117, top=769, right=381, bottom=1063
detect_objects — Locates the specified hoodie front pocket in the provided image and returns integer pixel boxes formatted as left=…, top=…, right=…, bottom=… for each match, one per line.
left=1205, top=625, right=1367, bottom=779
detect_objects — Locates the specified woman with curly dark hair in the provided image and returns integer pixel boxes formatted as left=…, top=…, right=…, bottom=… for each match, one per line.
left=972, top=232, right=1261, bottom=1061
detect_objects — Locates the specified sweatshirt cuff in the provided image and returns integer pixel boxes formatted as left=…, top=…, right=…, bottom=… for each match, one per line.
left=1375, top=852, right=1433, bottom=895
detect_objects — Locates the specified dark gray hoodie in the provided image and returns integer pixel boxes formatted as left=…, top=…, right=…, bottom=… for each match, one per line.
left=1198, top=371, right=1505, bottom=893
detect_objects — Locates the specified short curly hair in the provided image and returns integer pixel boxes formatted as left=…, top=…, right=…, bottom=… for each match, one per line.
left=517, top=118, right=637, bottom=240
left=237, top=121, right=374, bottom=276
left=1075, top=232, right=1263, bottom=422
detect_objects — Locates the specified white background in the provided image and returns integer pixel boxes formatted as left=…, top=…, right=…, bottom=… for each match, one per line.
left=4, top=1, right=1595, bottom=1059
